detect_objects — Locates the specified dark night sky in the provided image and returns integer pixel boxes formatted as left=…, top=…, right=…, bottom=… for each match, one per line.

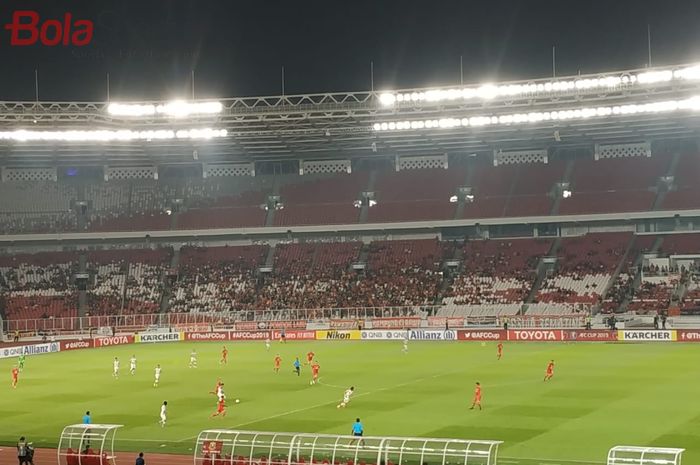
left=0, top=0, right=699, bottom=101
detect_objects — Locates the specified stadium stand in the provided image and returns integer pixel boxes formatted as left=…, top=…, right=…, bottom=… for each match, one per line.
left=535, top=232, right=633, bottom=312
left=273, top=173, right=367, bottom=226
left=0, top=251, right=78, bottom=320
left=0, top=181, right=78, bottom=234
left=443, top=238, right=552, bottom=316
left=368, top=168, right=464, bottom=222
left=86, top=248, right=172, bottom=315
left=169, top=245, right=268, bottom=312
left=662, top=153, right=700, bottom=211
left=559, top=156, right=667, bottom=215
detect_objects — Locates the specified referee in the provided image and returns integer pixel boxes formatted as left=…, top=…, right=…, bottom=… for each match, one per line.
left=350, top=418, right=365, bottom=446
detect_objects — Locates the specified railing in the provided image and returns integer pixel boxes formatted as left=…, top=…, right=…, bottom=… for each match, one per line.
left=2, top=306, right=589, bottom=334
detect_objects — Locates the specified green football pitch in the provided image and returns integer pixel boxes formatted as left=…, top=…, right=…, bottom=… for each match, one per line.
left=1, top=341, right=699, bottom=465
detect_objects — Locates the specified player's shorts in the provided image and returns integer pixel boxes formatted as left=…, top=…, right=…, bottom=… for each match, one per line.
left=160, top=414, right=167, bottom=421
left=155, top=376, right=161, bottom=381
left=217, top=405, right=225, bottom=413
left=343, top=397, right=350, bottom=403
left=353, top=432, right=363, bottom=437
left=313, top=374, right=319, bottom=379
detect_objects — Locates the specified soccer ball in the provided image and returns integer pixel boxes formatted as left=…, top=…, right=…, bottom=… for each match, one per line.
left=235, top=399, right=240, bottom=404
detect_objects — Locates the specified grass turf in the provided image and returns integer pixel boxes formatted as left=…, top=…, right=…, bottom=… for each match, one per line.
left=1, top=341, right=699, bottom=465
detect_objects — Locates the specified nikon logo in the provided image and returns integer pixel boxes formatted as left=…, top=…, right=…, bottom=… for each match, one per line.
left=326, top=331, right=351, bottom=340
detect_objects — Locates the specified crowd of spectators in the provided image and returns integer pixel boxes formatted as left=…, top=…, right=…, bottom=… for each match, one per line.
left=536, top=233, right=632, bottom=305
left=0, top=253, right=78, bottom=320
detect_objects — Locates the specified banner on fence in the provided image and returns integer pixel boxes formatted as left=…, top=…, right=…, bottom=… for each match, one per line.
left=427, top=317, right=465, bottom=328
left=235, top=320, right=307, bottom=331
left=617, top=330, right=677, bottom=342
left=316, top=330, right=361, bottom=340
left=458, top=330, right=507, bottom=341
left=0, top=342, right=61, bottom=359
left=329, top=320, right=359, bottom=329
left=136, top=332, right=184, bottom=343
left=371, top=318, right=421, bottom=329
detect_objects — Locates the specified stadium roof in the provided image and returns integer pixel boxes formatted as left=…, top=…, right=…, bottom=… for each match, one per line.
left=1, top=62, right=700, bottom=166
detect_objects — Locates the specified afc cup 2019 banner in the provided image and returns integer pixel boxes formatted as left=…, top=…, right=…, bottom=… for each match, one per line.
left=60, top=339, right=94, bottom=351
left=0, top=342, right=61, bottom=359
left=563, top=330, right=617, bottom=341
left=136, top=332, right=184, bottom=343
left=617, top=330, right=677, bottom=342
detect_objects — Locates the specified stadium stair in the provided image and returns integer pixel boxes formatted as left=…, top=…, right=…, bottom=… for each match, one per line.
left=525, top=237, right=561, bottom=304
left=596, top=234, right=638, bottom=312
left=619, top=236, right=664, bottom=312
left=78, top=252, right=88, bottom=317
left=159, top=249, right=180, bottom=313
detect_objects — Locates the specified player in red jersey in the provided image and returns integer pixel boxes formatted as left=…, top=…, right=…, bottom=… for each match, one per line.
left=306, top=351, right=315, bottom=365
left=544, top=360, right=555, bottom=381
left=310, top=361, right=320, bottom=385
left=11, top=366, right=19, bottom=388
left=274, top=355, right=282, bottom=373
left=210, top=378, right=223, bottom=395
left=210, top=398, right=227, bottom=418
left=497, top=342, right=503, bottom=360
left=470, top=382, right=482, bottom=410
left=220, top=346, right=228, bottom=365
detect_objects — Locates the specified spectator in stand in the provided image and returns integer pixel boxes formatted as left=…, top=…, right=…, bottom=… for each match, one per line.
left=135, top=452, right=145, bottom=465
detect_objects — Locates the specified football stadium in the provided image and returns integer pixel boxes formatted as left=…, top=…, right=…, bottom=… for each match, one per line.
left=2, top=2, right=700, bottom=465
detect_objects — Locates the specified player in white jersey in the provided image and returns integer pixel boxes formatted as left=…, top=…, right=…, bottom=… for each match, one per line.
left=159, top=401, right=167, bottom=427
left=217, top=383, right=225, bottom=402
left=154, top=364, right=162, bottom=387
left=113, top=357, right=120, bottom=378
left=189, top=350, right=198, bottom=368
left=129, top=355, right=137, bottom=375
left=402, top=333, right=409, bottom=353
left=337, top=386, right=354, bottom=408
left=265, top=338, right=271, bottom=351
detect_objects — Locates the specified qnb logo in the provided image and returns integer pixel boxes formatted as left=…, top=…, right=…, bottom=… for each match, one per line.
left=4, top=11, right=94, bottom=46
